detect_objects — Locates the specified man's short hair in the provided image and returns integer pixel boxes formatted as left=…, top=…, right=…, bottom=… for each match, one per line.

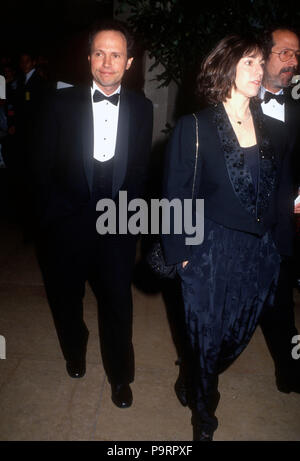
left=261, top=26, right=300, bottom=59
left=19, top=50, right=38, bottom=63
left=88, top=19, right=135, bottom=58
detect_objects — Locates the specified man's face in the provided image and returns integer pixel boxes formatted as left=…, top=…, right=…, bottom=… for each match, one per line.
left=264, top=29, right=300, bottom=92
left=19, top=54, right=35, bottom=74
left=88, top=30, right=133, bottom=95
left=3, top=66, right=15, bottom=83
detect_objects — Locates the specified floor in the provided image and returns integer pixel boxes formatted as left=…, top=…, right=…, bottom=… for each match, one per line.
left=0, top=205, right=299, bottom=442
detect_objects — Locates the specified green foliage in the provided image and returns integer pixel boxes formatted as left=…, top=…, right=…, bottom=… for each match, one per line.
left=116, top=0, right=300, bottom=87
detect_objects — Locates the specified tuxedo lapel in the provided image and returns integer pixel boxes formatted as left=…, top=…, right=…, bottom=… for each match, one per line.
left=214, top=101, right=277, bottom=217
left=251, top=101, right=278, bottom=218
left=80, top=87, right=94, bottom=195
left=112, top=87, right=130, bottom=198
left=284, top=90, right=293, bottom=127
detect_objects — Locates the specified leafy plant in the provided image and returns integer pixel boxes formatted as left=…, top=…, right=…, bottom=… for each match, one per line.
left=116, top=0, right=300, bottom=87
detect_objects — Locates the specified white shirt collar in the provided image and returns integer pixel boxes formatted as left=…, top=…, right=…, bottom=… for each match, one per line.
left=25, top=68, right=36, bottom=84
left=260, top=85, right=284, bottom=99
left=260, top=85, right=285, bottom=122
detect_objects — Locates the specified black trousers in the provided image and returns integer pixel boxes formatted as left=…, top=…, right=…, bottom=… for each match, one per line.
left=36, top=208, right=137, bottom=385
left=260, top=259, right=299, bottom=375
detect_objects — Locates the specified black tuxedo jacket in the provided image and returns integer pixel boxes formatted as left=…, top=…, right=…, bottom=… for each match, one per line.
left=31, top=85, right=153, bottom=230
left=162, top=101, right=294, bottom=265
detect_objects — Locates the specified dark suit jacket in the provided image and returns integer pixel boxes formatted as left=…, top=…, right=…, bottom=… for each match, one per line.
left=284, top=89, right=300, bottom=190
left=162, top=101, right=294, bottom=265
left=31, top=85, right=153, bottom=230
left=16, top=70, right=47, bottom=125
left=16, top=70, right=48, bottom=167
left=261, top=91, right=300, bottom=258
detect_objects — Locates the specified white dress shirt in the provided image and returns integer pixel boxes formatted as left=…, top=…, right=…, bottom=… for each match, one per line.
left=260, top=85, right=285, bottom=122
left=25, top=68, right=36, bottom=84
left=91, top=82, right=120, bottom=162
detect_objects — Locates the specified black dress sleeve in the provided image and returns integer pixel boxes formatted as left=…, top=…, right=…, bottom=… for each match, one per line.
left=161, top=114, right=202, bottom=265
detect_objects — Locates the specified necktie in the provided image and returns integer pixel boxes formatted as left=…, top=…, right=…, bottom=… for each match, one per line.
left=263, top=91, right=285, bottom=105
left=93, top=89, right=120, bottom=106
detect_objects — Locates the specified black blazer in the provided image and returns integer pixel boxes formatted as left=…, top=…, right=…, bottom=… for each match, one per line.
left=31, top=85, right=153, bottom=229
left=162, top=101, right=294, bottom=265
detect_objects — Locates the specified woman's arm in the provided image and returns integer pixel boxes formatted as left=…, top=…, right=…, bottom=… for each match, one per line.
left=161, top=114, right=200, bottom=265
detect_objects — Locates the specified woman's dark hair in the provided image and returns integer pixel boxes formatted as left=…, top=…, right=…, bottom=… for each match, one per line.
left=196, top=34, right=265, bottom=104
left=88, top=19, right=135, bottom=58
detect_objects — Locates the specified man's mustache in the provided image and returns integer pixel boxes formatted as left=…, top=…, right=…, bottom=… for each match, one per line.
left=280, top=66, right=297, bottom=74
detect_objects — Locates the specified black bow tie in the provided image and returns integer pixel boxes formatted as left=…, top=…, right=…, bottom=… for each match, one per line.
left=264, top=91, right=285, bottom=105
left=93, top=90, right=120, bottom=106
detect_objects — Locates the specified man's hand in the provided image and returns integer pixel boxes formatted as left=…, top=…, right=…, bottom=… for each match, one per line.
left=182, top=261, right=189, bottom=269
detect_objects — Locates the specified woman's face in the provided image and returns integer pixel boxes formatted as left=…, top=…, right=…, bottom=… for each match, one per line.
left=234, top=52, right=264, bottom=98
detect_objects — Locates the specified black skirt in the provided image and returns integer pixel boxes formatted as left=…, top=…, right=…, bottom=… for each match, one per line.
left=177, top=218, right=281, bottom=430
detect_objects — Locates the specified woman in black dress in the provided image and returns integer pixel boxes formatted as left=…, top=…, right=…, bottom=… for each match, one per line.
left=162, top=34, right=293, bottom=440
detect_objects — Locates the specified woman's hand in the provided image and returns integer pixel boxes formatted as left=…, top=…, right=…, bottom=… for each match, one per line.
left=182, top=261, right=189, bottom=269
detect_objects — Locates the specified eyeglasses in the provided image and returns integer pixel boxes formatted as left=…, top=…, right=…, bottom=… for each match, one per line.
left=271, top=49, right=300, bottom=62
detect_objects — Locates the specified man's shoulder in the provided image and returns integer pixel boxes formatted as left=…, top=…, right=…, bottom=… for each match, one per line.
left=123, top=87, right=153, bottom=109
left=287, top=97, right=300, bottom=123
left=263, top=113, right=289, bottom=141
left=54, top=85, right=87, bottom=100
left=37, top=85, right=88, bottom=118
left=46, top=85, right=89, bottom=110
left=263, top=112, right=286, bottom=127
left=27, top=70, right=44, bottom=86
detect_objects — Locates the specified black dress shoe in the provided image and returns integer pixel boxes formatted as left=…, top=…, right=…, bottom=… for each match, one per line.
left=174, top=375, right=188, bottom=407
left=66, top=358, right=86, bottom=378
left=111, top=384, right=133, bottom=408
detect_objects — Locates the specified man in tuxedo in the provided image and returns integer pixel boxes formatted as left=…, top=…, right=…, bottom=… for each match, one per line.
left=259, top=27, right=300, bottom=394
left=16, top=51, right=48, bottom=241
left=16, top=51, right=47, bottom=162
left=32, top=20, right=153, bottom=408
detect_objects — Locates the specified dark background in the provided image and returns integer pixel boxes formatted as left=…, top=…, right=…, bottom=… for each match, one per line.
left=0, top=0, right=115, bottom=85
left=1, top=0, right=300, bottom=90
left=1, top=1, right=300, bottom=106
